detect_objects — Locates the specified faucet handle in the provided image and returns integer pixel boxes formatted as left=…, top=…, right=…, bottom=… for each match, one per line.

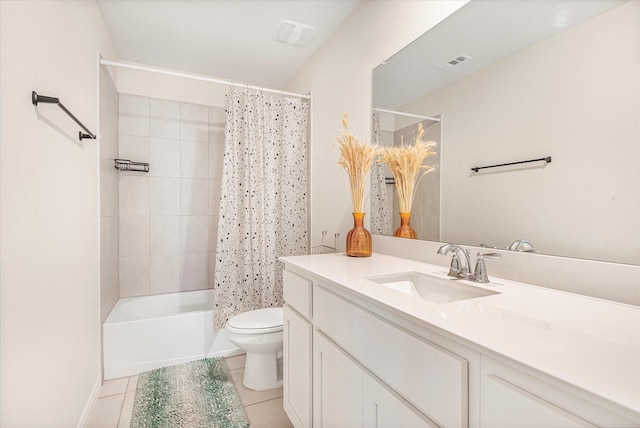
left=473, top=252, right=501, bottom=283
left=478, top=252, right=501, bottom=260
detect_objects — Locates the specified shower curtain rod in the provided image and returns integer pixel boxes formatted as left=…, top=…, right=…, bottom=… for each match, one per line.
left=100, top=59, right=311, bottom=100
left=373, top=107, right=440, bottom=122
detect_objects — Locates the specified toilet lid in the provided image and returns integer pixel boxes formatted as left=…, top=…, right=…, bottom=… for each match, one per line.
left=226, top=307, right=283, bottom=334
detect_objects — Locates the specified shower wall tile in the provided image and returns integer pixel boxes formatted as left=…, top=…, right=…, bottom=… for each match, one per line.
left=208, top=252, right=216, bottom=289
left=181, top=178, right=209, bottom=215
left=181, top=141, right=209, bottom=178
left=119, top=216, right=149, bottom=257
left=423, top=182, right=440, bottom=216
left=209, top=143, right=225, bottom=178
left=209, top=215, right=219, bottom=251
left=100, top=63, right=120, bottom=324
left=181, top=103, right=208, bottom=142
left=119, top=95, right=225, bottom=297
left=209, top=106, right=225, bottom=143
left=119, top=135, right=150, bottom=164
left=181, top=216, right=210, bottom=254
left=150, top=255, right=181, bottom=294
left=150, top=177, right=180, bottom=216
left=150, top=216, right=180, bottom=255
left=119, top=94, right=149, bottom=137
left=180, top=253, right=209, bottom=291
left=150, top=138, right=180, bottom=177
left=150, top=99, right=180, bottom=139
left=119, top=176, right=149, bottom=216
left=119, top=256, right=150, bottom=297
left=208, top=179, right=222, bottom=216
left=208, top=106, right=225, bottom=128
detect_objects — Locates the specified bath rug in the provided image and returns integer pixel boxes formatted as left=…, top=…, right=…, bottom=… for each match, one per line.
left=131, top=357, right=249, bottom=428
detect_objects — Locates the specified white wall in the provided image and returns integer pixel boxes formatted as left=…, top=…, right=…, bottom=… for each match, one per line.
left=285, top=0, right=639, bottom=302
left=0, top=1, right=116, bottom=426
left=285, top=0, right=469, bottom=250
left=116, top=67, right=226, bottom=108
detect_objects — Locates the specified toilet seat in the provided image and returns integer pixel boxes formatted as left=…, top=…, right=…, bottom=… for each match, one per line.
left=226, top=307, right=283, bottom=335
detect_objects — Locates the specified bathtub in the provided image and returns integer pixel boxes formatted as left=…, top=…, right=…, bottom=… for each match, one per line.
left=103, top=289, right=241, bottom=380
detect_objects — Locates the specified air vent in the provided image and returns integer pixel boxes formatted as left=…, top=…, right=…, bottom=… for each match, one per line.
left=273, top=20, right=316, bottom=46
left=438, top=54, right=472, bottom=71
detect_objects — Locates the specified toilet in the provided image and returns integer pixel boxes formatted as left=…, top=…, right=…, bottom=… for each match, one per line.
left=225, top=307, right=284, bottom=391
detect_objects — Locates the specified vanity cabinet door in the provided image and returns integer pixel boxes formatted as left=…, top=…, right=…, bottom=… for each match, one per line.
left=481, top=374, right=594, bottom=428
left=313, top=331, right=363, bottom=428
left=363, top=373, right=437, bottom=428
left=283, top=305, right=312, bottom=428
left=479, top=356, right=640, bottom=428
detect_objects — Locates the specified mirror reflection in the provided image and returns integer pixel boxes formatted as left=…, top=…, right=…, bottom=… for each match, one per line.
left=371, top=0, right=639, bottom=265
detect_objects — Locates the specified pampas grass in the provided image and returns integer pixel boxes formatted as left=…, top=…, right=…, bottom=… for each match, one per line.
left=380, top=123, right=437, bottom=213
left=337, top=113, right=381, bottom=213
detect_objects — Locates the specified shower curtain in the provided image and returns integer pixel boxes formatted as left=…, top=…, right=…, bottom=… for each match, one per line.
left=370, top=111, right=391, bottom=236
left=213, top=88, right=309, bottom=330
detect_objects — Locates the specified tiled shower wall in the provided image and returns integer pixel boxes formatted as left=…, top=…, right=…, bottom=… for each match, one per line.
left=118, top=94, right=225, bottom=297
left=99, top=68, right=120, bottom=322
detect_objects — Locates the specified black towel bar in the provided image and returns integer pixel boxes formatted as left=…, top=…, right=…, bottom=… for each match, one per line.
left=32, top=91, right=96, bottom=141
left=471, top=156, right=551, bottom=173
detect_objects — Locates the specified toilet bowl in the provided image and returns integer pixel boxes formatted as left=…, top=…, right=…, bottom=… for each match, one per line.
left=225, top=307, right=284, bottom=391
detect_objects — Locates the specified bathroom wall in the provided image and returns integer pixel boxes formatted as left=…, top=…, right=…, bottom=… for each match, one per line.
left=0, top=1, right=116, bottom=426
left=285, top=0, right=469, bottom=249
left=118, top=94, right=225, bottom=296
left=99, top=66, right=120, bottom=323
left=286, top=0, right=638, bottom=302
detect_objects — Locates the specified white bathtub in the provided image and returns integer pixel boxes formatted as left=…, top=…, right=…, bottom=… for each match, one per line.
left=103, top=289, right=241, bottom=380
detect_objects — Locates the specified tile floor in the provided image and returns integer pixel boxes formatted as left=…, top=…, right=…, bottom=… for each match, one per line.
left=86, top=354, right=292, bottom=428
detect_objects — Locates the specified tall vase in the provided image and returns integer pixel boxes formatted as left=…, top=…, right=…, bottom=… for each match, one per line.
left=346, top=212, right=372, bottom=257
left=393, top=212, right=417, bottom=239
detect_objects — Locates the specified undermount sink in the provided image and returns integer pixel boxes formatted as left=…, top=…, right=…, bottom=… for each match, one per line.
left=363, top=271, right=500, bottom=304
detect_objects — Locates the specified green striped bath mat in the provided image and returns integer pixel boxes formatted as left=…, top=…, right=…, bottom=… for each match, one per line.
left=131, top=357, right=249, bottom=428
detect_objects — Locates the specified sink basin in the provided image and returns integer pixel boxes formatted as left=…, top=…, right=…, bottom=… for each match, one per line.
left=363, top=271, right=500, bottom=303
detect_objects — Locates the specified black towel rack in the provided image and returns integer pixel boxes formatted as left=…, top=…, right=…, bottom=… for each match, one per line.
left=32, top=91, right=96, bottom=140
left=471, top=156, right=552, bottom=173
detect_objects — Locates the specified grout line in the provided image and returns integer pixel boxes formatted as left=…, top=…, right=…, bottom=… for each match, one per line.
left=242, top=396, right=284, bottom=409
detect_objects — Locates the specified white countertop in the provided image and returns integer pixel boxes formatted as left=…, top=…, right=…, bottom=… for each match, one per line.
left=281, top=252, right=640, bottom=415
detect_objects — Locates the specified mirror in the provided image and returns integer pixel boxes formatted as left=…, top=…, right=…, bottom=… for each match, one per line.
left=372, top=0, right=639, bottom=265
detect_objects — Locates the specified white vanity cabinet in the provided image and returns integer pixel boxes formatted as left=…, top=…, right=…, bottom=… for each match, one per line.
left=283, top=268, right=468, bottom=428
left=283, top=271, right=313, bottom=428
left=282, top=260, right=640, bottom=428
left=313, top=331, right=363, bottom=427
left=480, top=356, right=640, bottom=428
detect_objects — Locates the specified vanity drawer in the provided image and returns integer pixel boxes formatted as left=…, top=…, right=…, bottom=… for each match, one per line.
left=283, top=270, right=312, bottom=319
left=313, top=285, right=468, bottom=427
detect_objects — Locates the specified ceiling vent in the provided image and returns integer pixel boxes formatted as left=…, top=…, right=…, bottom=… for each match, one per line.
left=438, top=54, right=472, bottom=71
left=273, top=20, right=316, bottom=46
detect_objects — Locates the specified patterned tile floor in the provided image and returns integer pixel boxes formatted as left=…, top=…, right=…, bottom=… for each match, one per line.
left=86, top=354, right=292, bottom=427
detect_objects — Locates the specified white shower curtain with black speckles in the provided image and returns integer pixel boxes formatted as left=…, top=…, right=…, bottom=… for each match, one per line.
left=370, top=111, right=391, bottom=236
left=213, top=89, right=309, bottom=330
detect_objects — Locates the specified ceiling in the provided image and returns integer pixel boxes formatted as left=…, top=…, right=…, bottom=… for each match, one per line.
left=373, top=0, right=625, bottom=109
left=97, top=0, right=360, bottom=89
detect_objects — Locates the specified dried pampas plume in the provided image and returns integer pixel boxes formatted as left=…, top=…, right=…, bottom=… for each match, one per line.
left=337, top=113, right=381, bottom=213
left=379, top=123, right=437, bottom=213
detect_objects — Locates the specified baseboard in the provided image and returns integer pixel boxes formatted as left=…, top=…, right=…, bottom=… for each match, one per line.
left=76, top=373, right=102, bottom=428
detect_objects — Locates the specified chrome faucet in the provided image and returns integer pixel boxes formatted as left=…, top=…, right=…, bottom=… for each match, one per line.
left=437, top=244, right=501, bottom=283
left=437, top=244, right=472, bottom=279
